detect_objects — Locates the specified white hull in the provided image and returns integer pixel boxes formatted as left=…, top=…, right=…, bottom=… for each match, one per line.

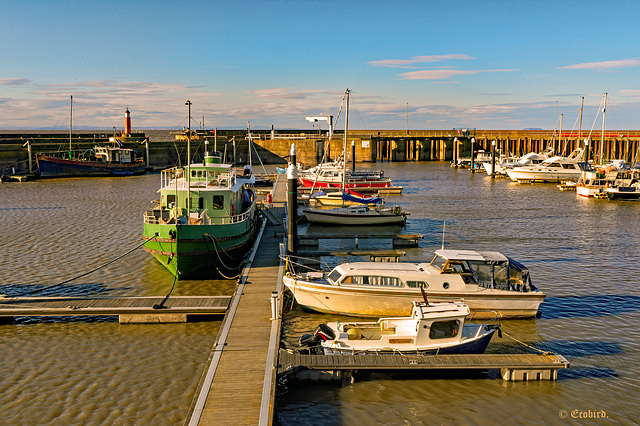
left=283, top=276, right=543, bottom=319
left=506, top=168, right=582, bottom=183
left=303, top=208, right=405, bottom=225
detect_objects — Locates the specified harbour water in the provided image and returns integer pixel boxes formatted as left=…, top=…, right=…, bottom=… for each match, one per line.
left=1, top=162, right=639, bottom=424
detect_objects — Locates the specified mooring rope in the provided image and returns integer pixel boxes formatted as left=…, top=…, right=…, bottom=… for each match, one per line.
left=9, top=236, right=157, bottom=297
left=501, top=330, right=555, bottom=355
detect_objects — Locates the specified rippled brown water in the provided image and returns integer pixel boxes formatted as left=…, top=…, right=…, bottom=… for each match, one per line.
left=277, top=162, right=640, bottom=425
left=1, top=163, right=639, bottom=425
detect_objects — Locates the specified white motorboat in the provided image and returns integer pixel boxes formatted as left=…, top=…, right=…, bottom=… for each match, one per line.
left=303, top=204, right=406, bottom=225
left=483, top=148, right=553, bottom=176
left=283, top=249, right=545, bottom=319
left=299, top=300, right=501, bottom=355
left=575, top=162, right=623, bottom=198
left=604, top=168, right=640, bottom=200
left=506, top=148, right=584, bottom=183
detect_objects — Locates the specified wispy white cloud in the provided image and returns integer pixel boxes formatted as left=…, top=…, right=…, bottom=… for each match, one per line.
left=250, top=88, right=308, bottom=100
left=0, top=78, right=31, bottom=86
left=619, top=89, right=640, bottom=98
left=399, top=69, right=518, bottom=80
left=559, top=59, right=640, bottom=70
left=369, top=54, right=474, bottom=68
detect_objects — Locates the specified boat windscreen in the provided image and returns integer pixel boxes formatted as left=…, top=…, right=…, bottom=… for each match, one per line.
left=328, top=269, right=342, bottom=284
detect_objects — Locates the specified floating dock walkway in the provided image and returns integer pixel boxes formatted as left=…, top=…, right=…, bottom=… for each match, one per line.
left=187, top=173, right=288, bottom=425
left=0, top=296, right=230, bottom=323
left=278, top=351, right=570, bottom=383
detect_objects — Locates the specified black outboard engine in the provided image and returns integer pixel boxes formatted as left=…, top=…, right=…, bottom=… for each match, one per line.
left=313, top=323, right=335, bottom=342
left=297, top=324, right=335, bottom=355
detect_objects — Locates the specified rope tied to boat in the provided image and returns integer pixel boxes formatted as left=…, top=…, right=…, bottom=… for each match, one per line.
left=8, top=236, right=158, bottom=297
left=501, top=330, right=555, bottom=355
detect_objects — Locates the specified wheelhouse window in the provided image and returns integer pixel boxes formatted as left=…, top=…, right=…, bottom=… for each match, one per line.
left=429, top=320, right=460, bottom=339
left=407, top=281, right=428, bottom=288
left=166, top=195, right=176, bottom=207
left=212, top=195, right=224, bottom=209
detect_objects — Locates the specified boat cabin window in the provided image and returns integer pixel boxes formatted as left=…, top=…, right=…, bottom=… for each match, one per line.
left=198, top=197, right=204, bottom=209
left=467, top=261, right=492, bottom=287
left=166, top=195, right=176, bottom=208
left=429, top=320, right=460, bottom=339
left=406, top=281, right=428, bottom=288
left=212, top=195, right=224, bottom=210
left=562, top=164, right=576, bottom=169
left=328, top=269, right=342, bottom=284
left=548, top=162, right=561, bottom=168
left=340, top=275, right=403, bottom=287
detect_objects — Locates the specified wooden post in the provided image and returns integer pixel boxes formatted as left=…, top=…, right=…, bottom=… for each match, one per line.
left=287, top=144, right=298, bottom=255
left=491, top=140, right=496, bottom=177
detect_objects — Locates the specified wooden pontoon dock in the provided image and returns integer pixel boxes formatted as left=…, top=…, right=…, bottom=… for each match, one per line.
left=0, top=296, right=230, bottom=323
left=278, top=351, right=570, bottom=383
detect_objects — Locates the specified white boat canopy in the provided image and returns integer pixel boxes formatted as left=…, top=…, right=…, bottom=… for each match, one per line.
left=435, top=249, right=508, bottom=263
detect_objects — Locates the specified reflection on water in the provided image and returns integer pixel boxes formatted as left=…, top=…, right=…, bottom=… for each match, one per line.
left=2, top=163, right=640, bottom=424
left=278, top=162, right=640, bottom=425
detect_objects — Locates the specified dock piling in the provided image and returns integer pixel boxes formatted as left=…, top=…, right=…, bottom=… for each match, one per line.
left=287, top=143, right=298, bottom=255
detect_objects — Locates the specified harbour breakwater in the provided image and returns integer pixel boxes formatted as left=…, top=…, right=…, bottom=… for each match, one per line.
left=2, top=129, right=639, bottom=175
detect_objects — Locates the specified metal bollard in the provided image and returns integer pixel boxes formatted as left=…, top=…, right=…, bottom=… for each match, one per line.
left=270, top=292, right=279, bottom=320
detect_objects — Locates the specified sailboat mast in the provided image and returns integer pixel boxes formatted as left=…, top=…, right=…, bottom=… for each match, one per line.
left=343, top=89, right=349, bottom=192
left=578, top=96, right=584, bottom=151
left=69, top=95, right=73, bottom=151
left=600, top=92, right=607, bottom=165
left=186, top=99, right=192, bottom=213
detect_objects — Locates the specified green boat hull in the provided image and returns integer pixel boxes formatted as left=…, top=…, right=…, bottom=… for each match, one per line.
left=143, top=215, right=258, bottom=279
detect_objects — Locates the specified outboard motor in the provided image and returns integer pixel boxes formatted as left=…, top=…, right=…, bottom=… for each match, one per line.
left=313, top=323, right=335, bottom=342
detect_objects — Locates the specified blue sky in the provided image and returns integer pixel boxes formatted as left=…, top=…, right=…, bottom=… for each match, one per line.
left=1, top=0, right=640, bottom=131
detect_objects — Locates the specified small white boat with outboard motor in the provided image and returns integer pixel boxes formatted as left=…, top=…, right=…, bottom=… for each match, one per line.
left=298, top=295, right=502, bottom=355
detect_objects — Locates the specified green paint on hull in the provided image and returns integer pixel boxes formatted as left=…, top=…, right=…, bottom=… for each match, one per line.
left=143, top=214, right=257, bottom=279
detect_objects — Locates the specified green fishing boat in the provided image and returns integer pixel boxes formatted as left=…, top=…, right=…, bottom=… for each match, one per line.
left=142, top=100, right=258, bottom=279
left=142, top=150, right=258, bottom=279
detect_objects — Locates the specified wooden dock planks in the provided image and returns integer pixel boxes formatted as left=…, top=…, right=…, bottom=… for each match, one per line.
left=0, top=296, right=231, bottom=317
left=190, top=179, right=287, bottom=425
left=278, top=350, right=570, bottom=380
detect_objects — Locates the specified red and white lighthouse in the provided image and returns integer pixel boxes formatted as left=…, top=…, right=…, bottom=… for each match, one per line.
left=124, top=107, right=132, bottom=135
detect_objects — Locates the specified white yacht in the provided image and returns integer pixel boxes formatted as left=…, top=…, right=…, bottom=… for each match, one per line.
left=283, top=249, right=545, bottom=318
left=483, top=148, right=553, bottom=176
left=506, top=148, right=584, bottom=183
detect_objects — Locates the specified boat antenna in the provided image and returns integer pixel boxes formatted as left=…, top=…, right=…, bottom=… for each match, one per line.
left=441, top=221, right=446, bottom=250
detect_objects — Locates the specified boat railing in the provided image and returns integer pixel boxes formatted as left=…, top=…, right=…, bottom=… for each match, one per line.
left=467, top=311, right=500, bottom=338
left=143, top=203, right=255, bottom=225
left=280, top=255, right=332, bottom=276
